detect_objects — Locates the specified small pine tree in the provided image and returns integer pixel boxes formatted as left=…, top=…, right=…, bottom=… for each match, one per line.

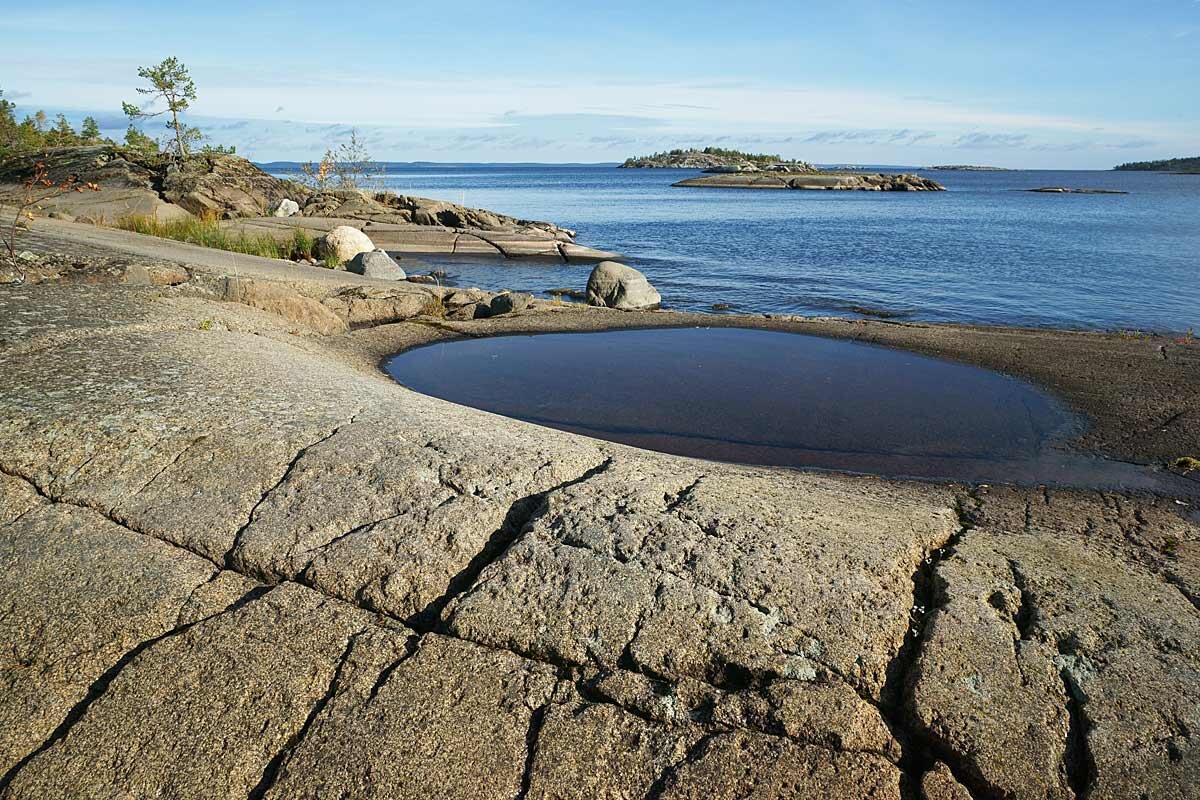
left=122, top=57, right=203, bottom=159
left=80, top=116, right=101, bottom=143
left=0, top=90, right=17, bottom=155
left=123, top=124, right=158, bottom=154
left=50, top=114, right=78, bottom=147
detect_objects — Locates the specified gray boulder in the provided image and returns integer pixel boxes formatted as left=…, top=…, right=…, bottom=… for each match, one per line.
left=345, top=249, right=406, bottom=281
left=586, top=261, right=661, bottom=310
left=272, top=198, right=300, bottom=217
left=490, top=292, right=533, bottom=316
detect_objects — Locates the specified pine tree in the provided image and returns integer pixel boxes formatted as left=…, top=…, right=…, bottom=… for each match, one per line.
left=122, top=57, right=202, bottom=159
left=81, top=116, right=101, bottom=143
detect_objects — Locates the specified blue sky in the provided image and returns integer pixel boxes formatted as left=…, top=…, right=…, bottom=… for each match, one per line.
left=1, top=0, right=1196, bottom=167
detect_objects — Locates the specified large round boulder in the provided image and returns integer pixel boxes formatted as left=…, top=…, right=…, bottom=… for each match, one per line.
left=319, top=226, right=375, bottom=265
left=346, top=249, right=406, bottom=281
left=586, top=261, right=661, bottom=310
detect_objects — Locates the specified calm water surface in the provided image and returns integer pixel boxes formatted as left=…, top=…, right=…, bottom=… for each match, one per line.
left=286, top=164, right=1200, bottom=332
left=387, top=327, right=1196, bottom=493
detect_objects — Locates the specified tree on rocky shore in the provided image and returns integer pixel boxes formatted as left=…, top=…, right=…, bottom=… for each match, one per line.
left=80, top=116, right=102, bottom=144
left=122, top=57, right=202, bottom=160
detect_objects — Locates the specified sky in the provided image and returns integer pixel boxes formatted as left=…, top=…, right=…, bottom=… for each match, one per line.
left=1, top=0, right=1196, bottom=167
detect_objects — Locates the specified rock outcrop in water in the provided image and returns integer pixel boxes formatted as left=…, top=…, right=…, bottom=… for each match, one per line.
left=1026, top=187, right=1129, bottom=194
left=674, top=171, right=945, bottom=191
left=0, top=217, right=1197, bottom=800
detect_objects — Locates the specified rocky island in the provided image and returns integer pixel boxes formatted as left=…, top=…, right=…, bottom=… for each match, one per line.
left=925, top=165, right=1013, bottom=171
left=674, top=170, right=945, bottom=191
left=619, top=147, right=815, bottom=172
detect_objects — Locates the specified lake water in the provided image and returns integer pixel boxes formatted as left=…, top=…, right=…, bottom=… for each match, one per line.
left=274, top=163, right=1199, bottom=332
left=386, top=327, right=1195, bottom=493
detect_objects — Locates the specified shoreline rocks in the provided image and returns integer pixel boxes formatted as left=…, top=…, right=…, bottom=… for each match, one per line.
left=674, top=172, right=945, bottom=191
left=346, top=249, right=406, bottom=281
left=0, top=146, right=617, bottom=261
left=586, top=261, right=662, bottom=310
left=0, top=220, right=1197, bottom=800
left=319, top=226, right=375, bottom=264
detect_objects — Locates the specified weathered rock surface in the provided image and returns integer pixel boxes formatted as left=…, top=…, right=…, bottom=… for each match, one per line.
left=346, top=248, right=405, bottom=280
left=0, top=222, right=1197, bottom=799
left=3, top=582, right=373, bottom=799
left=586, top=260, right=662, bottom=310
left=0, top=476, right=225, bottom=775
left=0, top=146, right=309, bottom=221
left=909, top=486, right=1200, bottom=800
left=674, top=171, right=945, bottom=191
left=160, top=153, right=306, bottom=217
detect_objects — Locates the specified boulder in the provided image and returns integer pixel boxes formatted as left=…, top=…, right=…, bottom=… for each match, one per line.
left=319, top=226, right=374, bottom=265
left=272, top=199, right=300, bottom=217
left=586, top=261, right=661, bottom=311
left=345, top=249, right=406, bottom=281
left=489, top=291, right=533, bottom=316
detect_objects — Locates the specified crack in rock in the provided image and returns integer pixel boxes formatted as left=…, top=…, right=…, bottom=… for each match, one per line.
left=222, top=414, right=361, bottom=571
left=876, top=500, right=976, bottom=800
left=644, top=732, right=720, bottom=799
left=366, top=634, right=421, bottom=703
left=407, top=456, right=614, bottom=631
left=0, top=584, right=270, bottom=794
left=245, top=626, right=371, bottom=800
left=514, top=701, right=552, bottom=800
left=1058, top=655, right=1095, bottom=800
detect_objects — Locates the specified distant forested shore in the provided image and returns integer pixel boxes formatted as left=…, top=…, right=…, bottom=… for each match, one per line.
left=1114, top=156, right=1200, bottom=172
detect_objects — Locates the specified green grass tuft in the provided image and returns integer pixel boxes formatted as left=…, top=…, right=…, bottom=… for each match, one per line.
left=115, top=214, right=317, bottom=262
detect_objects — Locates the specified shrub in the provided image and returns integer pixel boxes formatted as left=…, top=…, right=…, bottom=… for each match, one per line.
left=1171, top=456, right=1200, bottom=474
left=296, top=129, right=385, bottom=191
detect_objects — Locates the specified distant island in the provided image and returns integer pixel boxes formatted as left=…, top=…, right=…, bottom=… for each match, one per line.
left=619, top=147, right=815, bottom=171
left=925, top=165, right=1013, bottom=171
left=1114, top=156, right=1200, bottom=173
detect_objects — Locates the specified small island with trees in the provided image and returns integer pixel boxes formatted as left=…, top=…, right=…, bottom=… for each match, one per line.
left=619, top=147, right=815, bottom=171
left=1114, top=156, right=1200, bottom=173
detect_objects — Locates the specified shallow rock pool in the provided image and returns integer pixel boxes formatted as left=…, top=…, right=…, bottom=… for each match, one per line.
left=386, top=327, right=1188, bottom=492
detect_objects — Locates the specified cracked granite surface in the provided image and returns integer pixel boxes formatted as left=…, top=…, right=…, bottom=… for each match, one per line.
left=0, top=223, right=1197, bottom=799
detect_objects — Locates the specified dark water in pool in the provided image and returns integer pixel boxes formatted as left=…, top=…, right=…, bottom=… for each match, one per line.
left=386, top=327, right=1195, bottom=493
left=274, top=164, right=1200, bottom=333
